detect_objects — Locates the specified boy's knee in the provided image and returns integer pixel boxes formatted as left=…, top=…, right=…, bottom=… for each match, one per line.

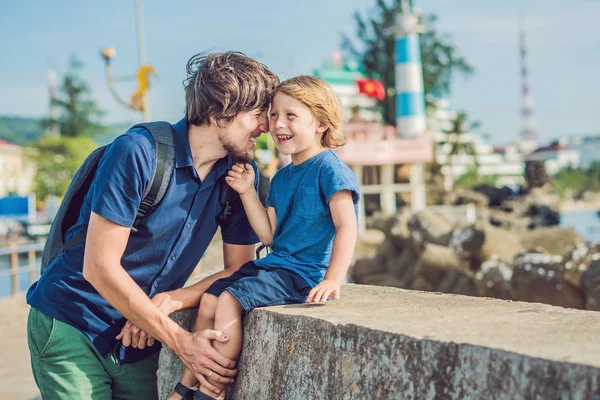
left=198, top=293, right=218, bottom=319
left=217, top=291, right=243, bottom=310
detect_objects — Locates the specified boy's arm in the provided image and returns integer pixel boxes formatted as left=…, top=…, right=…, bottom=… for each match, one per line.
left=306, top=190, right=357, bottom=302
left=226, top=163, right=277, bottom=245
left=84, top=212, right=237, bottom=389
left=239, top=189, right=276, bottom=245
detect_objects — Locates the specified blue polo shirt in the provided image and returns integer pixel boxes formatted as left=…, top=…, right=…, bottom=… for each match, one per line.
left=27, top=118, right=259, bottom=363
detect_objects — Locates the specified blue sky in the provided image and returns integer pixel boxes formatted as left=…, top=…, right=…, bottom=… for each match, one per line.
left=1, top=0, right=598, bottom=145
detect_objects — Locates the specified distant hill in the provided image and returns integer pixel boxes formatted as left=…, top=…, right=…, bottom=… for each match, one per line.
left=0, top=116, right=135, bottom=147
left=0, top=116, right=45, bottom=145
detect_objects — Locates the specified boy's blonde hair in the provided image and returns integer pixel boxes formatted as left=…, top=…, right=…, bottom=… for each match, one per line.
left=276, top=76, right=345, bottom=148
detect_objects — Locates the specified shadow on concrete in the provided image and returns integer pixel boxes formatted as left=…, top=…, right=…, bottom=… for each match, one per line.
left=282, top=303, right=326, bottom=309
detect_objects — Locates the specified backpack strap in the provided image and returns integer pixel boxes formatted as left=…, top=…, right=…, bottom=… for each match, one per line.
left=62, top=122, right=175, bottom=251
left=216, top=156, right=239, bottom=228
left=130, top=122, right=175, bottom=233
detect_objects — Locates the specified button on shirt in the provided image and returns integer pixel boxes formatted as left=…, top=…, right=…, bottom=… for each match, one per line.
left=27, top=118, right=259, bottom=363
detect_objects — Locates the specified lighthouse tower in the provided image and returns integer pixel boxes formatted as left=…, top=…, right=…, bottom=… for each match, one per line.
left=394, top=0, right=427, bottom=138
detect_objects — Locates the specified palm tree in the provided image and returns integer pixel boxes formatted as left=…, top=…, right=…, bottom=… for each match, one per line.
left=441, top=111, right=480, bottom=190
left=444, top=111, right=479, bottom=161
left=342, top=0, right=473, bottom=126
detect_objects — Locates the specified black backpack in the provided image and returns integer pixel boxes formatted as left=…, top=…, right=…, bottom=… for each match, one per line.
left=40, top=122, right=236, bottom=273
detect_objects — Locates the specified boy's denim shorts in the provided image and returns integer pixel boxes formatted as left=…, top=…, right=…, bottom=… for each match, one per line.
left=205, top=261, right=313, bottom=312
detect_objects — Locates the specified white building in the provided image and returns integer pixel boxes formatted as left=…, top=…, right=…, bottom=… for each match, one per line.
left=427, top=98, right=525, bottom=188
left=559, top=135, right=600, bottom=169
left=525, top=142, right=580, bottom=175
left=0, top=139, right=36, bottom=197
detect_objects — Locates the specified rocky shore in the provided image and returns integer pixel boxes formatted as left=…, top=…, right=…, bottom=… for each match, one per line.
left=351, top=186, right=600, bottom=311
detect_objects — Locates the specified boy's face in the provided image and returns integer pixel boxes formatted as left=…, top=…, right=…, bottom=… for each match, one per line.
left=269, top=92, right=325, bottom=164
left=217, top=109, right=267, bottom=164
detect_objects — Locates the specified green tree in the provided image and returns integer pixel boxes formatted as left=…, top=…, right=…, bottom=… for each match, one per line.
left=454, top=167, right=498, bottom=189
left=342, top=0, right=473, bottom=125
left=554, top=162, right=600, bottom=198
left=42, top=57, right=106, bottom=138
left=30, top=135, right=98, bottom=199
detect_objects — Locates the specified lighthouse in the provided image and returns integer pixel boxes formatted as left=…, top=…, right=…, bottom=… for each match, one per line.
left=394, top=0, right=427, bottom=138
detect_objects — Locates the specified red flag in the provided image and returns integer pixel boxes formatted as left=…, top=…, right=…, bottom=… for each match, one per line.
left=355, top=78, right=385, bottom=100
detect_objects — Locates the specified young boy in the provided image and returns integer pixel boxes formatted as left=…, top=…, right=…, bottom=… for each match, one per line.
left=170, top=76, right=359, bottom=400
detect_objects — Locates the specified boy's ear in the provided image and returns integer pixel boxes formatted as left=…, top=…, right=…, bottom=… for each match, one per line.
left=316, top=122, right=328, bottom=134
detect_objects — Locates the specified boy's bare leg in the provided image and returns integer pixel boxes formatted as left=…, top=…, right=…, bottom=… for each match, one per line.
left=198, top=291, right=244, bottom=398
left=167, top=293, right=218, bottom=400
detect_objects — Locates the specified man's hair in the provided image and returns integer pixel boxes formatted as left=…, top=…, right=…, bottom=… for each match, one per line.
left=184, top=51, right=279, bottom=126
left=276, top=76, right=345, bottom=148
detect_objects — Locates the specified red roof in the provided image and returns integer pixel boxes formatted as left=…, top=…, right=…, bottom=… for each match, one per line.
left=0, top=139, right=20, bottom=148
left=532, top=142, right=566, bottom=153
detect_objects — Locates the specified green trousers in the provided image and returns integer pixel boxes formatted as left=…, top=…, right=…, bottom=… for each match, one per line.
left=27, top=307, right=159, bottom=400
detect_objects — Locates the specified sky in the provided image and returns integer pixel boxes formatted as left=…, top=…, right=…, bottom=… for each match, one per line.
left=1, top=0, right=598, bottom=145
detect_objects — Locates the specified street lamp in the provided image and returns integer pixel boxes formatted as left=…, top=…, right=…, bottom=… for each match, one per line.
left=100, top=0, right=155, bottom=121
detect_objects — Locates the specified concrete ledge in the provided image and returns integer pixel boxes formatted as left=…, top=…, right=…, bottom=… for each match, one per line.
left=158, top=285, right=600, bottom=399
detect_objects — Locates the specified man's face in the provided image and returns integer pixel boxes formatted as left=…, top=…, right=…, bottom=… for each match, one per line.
left=218, top=109, right=267, bottom=164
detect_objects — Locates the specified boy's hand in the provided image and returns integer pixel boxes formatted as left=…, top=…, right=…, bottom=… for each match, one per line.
left=225, top=163, right=255, bottom=195
left=306, top=279, right=340, bottom=303
left=116, top=292, right=177, bottom=349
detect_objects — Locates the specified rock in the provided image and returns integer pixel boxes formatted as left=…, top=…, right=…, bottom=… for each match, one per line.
left=437, top=271, right=478, bottom=297
left=387, top=246, right=419, bottom=287
left=488, top=209, right=530, bottom=232
left=415, top=244, right=473, bottom=278
left=351, top=257, right=386, bottom=283
left=358, top=272, right=400, bottom=286
left=448, top=189, right=489, bottom=208
left=582, top=260, right=600, bottom=311
left=450, top=225, right=486, bottom=261
left=407, top=210, right=454, bottom=250
left=413, top=244, right=477, bottom=296
left=512, top=251, right=585, bottom=309
left=475, top=256, right=516, bottom=300
left=480, top=223, right=525, bottom=263
left=520, top=227, right=584, bottom=256
left=525, top=204, right=560, bottom=228
left=473, top=184, right=513, bottom=207
left=562, top=243, right=600, bottom=310
left=525, top=160, right=552, bottom=189
left=370, top=211, right=411, bottom=251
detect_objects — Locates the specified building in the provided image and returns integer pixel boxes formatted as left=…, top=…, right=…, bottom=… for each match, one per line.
left=313, top=51, right=381, bottom=123
left=0, top=139, right=36, bottom=197
left=427, top=98, right=525, bottom=188
left=559, top=134, right=600, bottom=169
left=526, top=142, right=580, bottom=175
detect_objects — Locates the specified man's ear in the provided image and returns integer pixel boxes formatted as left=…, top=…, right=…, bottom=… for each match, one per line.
left=210, top=116, right=228, bottom=129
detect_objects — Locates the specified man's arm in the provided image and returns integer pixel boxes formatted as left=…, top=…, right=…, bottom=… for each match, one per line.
left=83, top=212, right=236, bottom=392
left=156, top=242, right=256, bottom=313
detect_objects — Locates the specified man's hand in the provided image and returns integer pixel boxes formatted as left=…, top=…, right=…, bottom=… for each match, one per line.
left=116, top=292, right=179, bottom=348
left=178, top=329, right=237, bottom=396
left=225, top=163, right=255, bottom=195
left=306, top=279, right=341, bottom=303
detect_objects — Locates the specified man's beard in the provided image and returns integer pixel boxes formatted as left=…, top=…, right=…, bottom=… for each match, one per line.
left=220, top=136, right=254, bottom=164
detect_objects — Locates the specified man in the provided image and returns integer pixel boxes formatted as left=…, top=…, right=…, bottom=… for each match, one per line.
left=26, top=51, right=279, bottom=399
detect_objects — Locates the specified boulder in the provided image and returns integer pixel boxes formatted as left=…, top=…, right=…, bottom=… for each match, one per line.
left=475, top=256, right=515, bottom=300
left=520, top=227, right=584, bottom=256
left=407, top=210, right=454, bottom=250
left=512, top=251, right=585, bottom=309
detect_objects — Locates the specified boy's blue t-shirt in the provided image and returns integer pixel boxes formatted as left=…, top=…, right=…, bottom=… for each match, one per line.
left=254, top=150, right=359, bottom=286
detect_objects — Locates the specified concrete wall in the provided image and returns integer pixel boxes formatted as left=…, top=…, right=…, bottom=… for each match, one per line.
left=158, top=285, right=600, bottom=400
